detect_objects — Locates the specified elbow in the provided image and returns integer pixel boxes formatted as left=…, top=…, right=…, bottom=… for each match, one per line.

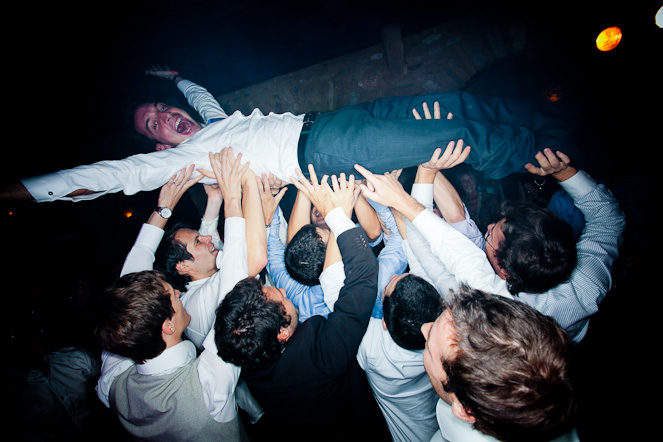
left=248, top=252, right=268, bottom=277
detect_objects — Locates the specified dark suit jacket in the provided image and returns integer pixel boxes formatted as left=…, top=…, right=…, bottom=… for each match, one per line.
left=241, top=226, right=382, bottom=439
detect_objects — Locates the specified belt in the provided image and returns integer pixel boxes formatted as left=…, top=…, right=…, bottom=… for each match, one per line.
left=298, top=112, right=320, bottom=171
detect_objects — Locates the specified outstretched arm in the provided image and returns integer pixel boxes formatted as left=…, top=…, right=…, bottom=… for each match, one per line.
left=210, top=148, right=268, bottom=276
left=146, top=65, right=227, bottom=123
left=121, top=165, right=202, bottom=276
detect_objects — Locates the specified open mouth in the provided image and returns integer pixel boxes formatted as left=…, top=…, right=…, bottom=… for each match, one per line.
left=175, top=117, right=193, bottom=135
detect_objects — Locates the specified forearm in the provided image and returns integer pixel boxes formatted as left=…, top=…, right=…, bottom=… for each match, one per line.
left=354, top=195, right=381, bottom=241
left=202, top=198, right=223, bottom=222
left=287, top=190, right=313, bottom=243
left=177, top=79, right=228, bottom=122
left=433, top=171, right=465, bottom=223
left=242, top=171, right=268, bottom=276
left=20, top=146, right=212, bottom=202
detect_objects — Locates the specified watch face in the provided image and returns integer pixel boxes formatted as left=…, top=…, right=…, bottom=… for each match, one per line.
left=159, top=207, right=172, bottom=218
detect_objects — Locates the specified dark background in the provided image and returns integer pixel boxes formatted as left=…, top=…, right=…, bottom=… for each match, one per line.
left=2, top=1, right=660, bottom=440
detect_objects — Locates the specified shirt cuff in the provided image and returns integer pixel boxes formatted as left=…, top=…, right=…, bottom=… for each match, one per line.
left=558, top=170, right=595, bottom=200
left=411, top=183, right=434, bottom=208
left=324, top=207, right=356, bottom=237
left=136, top=223, right=165, bottom=248
left=21, top=172, right=104, bottom=202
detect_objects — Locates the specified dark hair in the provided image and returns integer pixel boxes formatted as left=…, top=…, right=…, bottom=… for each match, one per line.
left=442, top=286, right=576, bottom=442
left=95, top=271, right=173, bottom=364
left=156, top=223, right=195, bottom=292
left=284, top=224, right=326, bottom=286
left=214, top=277, right=291, bottom=370
left=122, top=100, right=158, bottom=150
left=496, top=201, right=577, bottom=294
left=383, top=274, right=444, bottom=351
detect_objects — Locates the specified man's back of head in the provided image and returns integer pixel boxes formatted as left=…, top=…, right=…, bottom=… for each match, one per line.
left=445, top=286, right=576, bottom=442
left=95, top=270, right=174, bottom=364
left=214, top=277, right=291, bottom=370
left=383, top=274, right=444, bottom=351
left=284, top=224, right=327, bottom=286
left=497, top=201, right=577, bottom=294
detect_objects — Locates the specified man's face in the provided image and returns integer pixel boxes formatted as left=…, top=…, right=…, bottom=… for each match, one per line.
left=174, top=228, right=218, bottom=278
left=134, top=102, right=201, bottom=149
left=484, top=218, right=506, bottom=277
left=421, top=310, right=458, bottom=405
left=310, top=207, right=329, bottom=230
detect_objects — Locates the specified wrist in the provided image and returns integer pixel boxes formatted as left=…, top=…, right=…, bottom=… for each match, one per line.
left=415, top=166, right=438, bottom=184
left=553, top=167, right=578, bottom=182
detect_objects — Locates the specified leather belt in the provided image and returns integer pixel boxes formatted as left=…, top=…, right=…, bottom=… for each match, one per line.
left=298, top=112, right=320, bottom=171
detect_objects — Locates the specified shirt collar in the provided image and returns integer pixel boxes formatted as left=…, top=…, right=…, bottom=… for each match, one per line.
left=137, top=340, right=197, bottom=375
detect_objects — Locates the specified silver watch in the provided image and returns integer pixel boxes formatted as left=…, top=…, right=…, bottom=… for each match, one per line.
left=157, top=207, right=172, bottom=219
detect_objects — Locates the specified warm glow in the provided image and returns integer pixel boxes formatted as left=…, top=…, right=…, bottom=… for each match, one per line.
left=596, top=26, right=623, bottom=51
left=124, top=210, right=133, bottom=218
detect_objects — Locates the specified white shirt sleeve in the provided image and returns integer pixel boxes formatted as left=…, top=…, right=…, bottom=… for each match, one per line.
left=177, top=79, right=228, bottom=123
left=183, top=216, right=249, bottom=350
left=409, top=182, right=511, bottom=298
left=120, top=223, right=165, bottom=276
left=95, top=350, right=134, bottom=408
left=21, top=143, right=216, bottom=202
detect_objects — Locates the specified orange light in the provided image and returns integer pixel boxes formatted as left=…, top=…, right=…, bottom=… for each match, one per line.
left=124, top=210, right=133, bottom=218
left=596, top=26, right=622, bottom=52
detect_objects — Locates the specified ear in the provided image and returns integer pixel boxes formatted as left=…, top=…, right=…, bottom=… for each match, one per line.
left=162, top=319, right=176, bottom=336
left=156, top=143, right=174, bottom=151
left=451, top=397, right=476, bottom=424
left=495, top=265, right=510, bottom=281
left=276, top=326, right=291, bottom=342
left=175, top=261, right=190, bottom=275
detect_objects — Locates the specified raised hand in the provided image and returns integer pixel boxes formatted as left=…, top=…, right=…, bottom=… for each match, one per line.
left=290, top=164, right=359, bottom=219
left=412, top=101, right=453, bottom=120
left=145, top=65, right=180, bottom=81
left=257, top=172, right=288, bottom=225
left=419, top=139, right=471, bottom=173
left=158, top=164, right=203, bottom=210
left=209, top=148, right=250, bottom=217
left=525, top=148, right=577, bottom=182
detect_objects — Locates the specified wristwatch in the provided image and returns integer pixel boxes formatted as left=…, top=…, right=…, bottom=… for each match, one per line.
left=157, top=207, right=172, bottom=219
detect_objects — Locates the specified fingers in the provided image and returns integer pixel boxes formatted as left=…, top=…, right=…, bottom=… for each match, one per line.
left=422, top=102, right=432, bottom=120
left=353, top=164, right=375, bottom=181
left=413, top=101, right=441, bottom=120
left=525, top=149, right=571, bottom=176
left=433, top=102, right=441, bottom=120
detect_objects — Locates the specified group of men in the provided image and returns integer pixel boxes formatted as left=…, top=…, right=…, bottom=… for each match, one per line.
left=6, top=68, right=625, bottom=442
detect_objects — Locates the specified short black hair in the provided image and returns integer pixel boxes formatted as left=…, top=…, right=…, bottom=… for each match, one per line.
left=284, top=224, right=326, bottom=286
left=383, top=274, right=444, bottom=351
left=156, top=223, right=195, bottom=292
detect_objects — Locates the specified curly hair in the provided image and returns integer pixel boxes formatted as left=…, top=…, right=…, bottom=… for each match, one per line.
left=95, top=271, right=174, bottom=364
left=495, top=201, right=577, bottom=294
left=442, top=286, right=577, bottom=442
left=214, top=277, right=291, bottom=370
